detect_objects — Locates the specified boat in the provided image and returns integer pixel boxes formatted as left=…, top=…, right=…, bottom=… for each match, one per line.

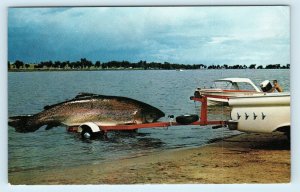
left=193, top=78, right=267, bottom=105
left=227, top=92, right=290, bottom=136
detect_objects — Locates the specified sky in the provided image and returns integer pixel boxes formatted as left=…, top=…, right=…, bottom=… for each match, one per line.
left=8, top=6, right=290, bottom=66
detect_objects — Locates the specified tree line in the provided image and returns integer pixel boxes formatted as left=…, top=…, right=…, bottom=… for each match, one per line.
left=8, top=59, right=290, bottom=70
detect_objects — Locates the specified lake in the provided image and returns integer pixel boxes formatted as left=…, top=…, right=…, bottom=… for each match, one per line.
left=8, top=69, right=290, bottom=173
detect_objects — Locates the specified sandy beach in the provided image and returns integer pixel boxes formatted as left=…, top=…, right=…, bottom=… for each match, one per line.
left=8, top=132, right=290, bottom=184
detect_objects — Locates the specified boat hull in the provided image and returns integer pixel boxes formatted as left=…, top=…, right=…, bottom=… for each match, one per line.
left=196, top=90, right=265, bottom=106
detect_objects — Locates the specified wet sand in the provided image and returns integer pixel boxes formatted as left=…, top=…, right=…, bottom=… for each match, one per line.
left=9, top=132, right=290, bottom=184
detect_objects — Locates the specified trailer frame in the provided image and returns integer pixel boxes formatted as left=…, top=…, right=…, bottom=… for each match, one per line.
left=67, top=95, right=228, bottom=135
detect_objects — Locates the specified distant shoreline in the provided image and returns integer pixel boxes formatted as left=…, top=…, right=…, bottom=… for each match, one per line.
left=7, top=68, right=290, bottom=72
left=8, top=59, right=290, bottom=72
left=8, top=68, right=147, bottom=72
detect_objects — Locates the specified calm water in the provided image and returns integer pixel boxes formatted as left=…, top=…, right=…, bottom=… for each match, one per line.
left=8, top=69, right=290, bottom=172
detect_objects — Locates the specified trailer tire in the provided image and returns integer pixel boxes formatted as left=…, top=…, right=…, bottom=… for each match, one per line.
left=81, top=127, right=93, bottom=139
left=285, top=128, right=290, bottom=142
left=176, top=114, right=199, bottom=125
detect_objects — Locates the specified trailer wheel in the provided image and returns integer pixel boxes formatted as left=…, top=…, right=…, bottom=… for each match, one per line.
left=81, top=127, right=93, bottom=139
left=276, top=126, right=290, bottom=141
left=78, top=123, right=102, bottom=139
left=176, top=114, right=199, bottom=125
left=285, top=129, right=290, bottom=141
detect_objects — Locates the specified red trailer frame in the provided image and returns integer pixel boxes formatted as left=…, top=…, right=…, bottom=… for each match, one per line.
left=67, top=95, right=228, bottom=133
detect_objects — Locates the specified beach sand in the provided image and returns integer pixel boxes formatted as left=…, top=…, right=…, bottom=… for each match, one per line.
left=9, top=132, right=290, bottom=184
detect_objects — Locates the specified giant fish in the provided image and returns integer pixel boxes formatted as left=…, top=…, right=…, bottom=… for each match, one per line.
left=8, top=93, right=165, bottom=133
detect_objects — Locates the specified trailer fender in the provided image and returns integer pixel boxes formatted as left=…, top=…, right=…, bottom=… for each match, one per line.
left=77, top=122, right=102, bottom=139
left=77, top=122, right=101, bottom=133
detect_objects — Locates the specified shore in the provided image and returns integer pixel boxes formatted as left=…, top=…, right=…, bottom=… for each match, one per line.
left=9, top=132, right=290, bottom=184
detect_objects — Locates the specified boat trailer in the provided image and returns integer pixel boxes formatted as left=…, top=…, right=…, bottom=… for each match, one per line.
left=67, top=95, right=229, bottom=138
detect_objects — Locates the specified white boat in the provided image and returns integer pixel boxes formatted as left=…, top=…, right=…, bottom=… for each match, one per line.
left=194, top=78, right=267, bottom=105
left=227, top=93, right=290, bottom=136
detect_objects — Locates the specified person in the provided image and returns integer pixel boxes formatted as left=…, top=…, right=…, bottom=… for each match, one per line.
left=269, top=80, right=283, bottom=92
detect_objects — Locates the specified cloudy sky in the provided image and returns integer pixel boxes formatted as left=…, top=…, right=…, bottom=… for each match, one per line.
left=8, top=6, right=290, bottom=65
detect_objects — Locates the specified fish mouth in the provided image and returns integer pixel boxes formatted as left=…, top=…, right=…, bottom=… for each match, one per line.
left=144, top=110, right=165, bottom=123
left=156, top=109, right=165, bottom=120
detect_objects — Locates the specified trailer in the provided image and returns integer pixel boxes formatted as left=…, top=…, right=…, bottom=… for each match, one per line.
left=67, top=95, right=228, bottom=139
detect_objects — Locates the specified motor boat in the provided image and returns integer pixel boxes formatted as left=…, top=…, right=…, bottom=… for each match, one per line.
left=193, top=78, right=271, bottom=105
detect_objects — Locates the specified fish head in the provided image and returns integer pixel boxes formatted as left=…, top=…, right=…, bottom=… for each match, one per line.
left=141, top=107, right=165, bottom=123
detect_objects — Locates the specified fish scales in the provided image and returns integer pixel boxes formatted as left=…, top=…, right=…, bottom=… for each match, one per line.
left=8, top=93, right=165, bottom=133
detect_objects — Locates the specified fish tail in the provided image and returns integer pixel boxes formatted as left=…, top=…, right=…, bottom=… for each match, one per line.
left=8, top=115, right=40, bottom=133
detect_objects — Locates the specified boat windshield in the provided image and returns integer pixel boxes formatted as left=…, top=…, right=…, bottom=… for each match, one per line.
left=213, top=81, right=257, bottom=91
left=236, top=82, right=257, bottom=91
left=213, top=81, right=236, bottom=90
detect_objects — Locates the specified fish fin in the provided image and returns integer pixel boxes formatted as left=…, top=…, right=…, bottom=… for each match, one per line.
left=74, top=92, right=99, bottom=99
left=8, top=115, right=41, bottom=133
left=43, top=93, right=99, bottom=110
left=44, top=105, right=51, bottom=110
left=9, top=115, right=32, bottom=121
left=45, top=123, right=61, bottom=130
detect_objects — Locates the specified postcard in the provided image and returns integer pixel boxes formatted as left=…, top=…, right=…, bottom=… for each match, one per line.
left=8, top=6, right=290, bottom=184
